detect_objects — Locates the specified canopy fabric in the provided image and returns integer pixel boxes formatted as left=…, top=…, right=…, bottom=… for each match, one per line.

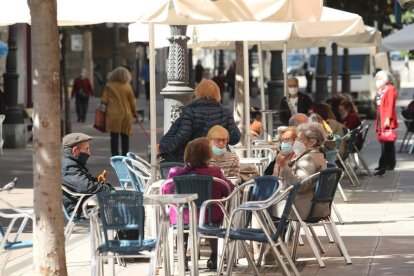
left=0, top=0, right=143, bottom=26
left=136, top=0, right=323, bottom=25
left=380, top=24, right=414, bottom=51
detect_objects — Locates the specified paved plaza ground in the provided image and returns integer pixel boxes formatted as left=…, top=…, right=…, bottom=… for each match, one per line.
left=1, top=78, right=414, bottom=275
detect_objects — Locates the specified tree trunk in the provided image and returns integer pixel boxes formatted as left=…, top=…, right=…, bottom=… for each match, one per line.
left=28, top=0, right=68, bottom=275
left=233, top=41, right=245, bottom=145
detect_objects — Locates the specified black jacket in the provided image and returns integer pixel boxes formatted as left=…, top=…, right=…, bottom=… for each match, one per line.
left=61, top=151, right=111, bottom=215
left=159, top=99, right=241, bottom=162
left=279, top=92, right=313, bottom=125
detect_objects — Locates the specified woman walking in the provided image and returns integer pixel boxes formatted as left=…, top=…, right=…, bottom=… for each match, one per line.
left=101, top=66, right=138, bottom=156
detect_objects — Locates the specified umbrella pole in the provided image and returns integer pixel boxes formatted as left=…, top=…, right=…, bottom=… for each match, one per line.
left=149, top=23, right=157, bottom=181
left=283, top=42, right=288, bottom=98
left=243, top=41, right=251, bottom=157
left=257, top=42, right=267, bottom=138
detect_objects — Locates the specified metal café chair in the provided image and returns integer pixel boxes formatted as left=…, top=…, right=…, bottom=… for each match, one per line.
left=0, top=195, right=33, bottom=274
left=399, top=110, right=414, bottom=153
left=109, top=156, right=133, bottom=190
left=61, top=185, right=91, bottom=242
left=291, top=167, right=352, bottom=268
left=336, top=129, right=361, bottom=186
left=126, top=152, right=151, bottom=172
left=87, top=191, right=163, bottom=276
left=123, top=157, right=152, bottom=192
left=216, top=184, right=301, bottom=276
left=159, top=162, right=185, bottom=179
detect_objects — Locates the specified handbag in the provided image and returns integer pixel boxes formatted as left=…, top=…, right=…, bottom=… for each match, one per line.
left=377, top=128, right=397, bottom=143
left=93, top=104, right=106, bottom=132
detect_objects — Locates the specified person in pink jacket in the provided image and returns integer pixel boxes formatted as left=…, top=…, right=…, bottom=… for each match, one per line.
left=162, top=137, right=234, bottom=270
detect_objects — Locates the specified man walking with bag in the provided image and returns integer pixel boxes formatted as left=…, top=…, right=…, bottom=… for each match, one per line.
left=72, top=68, right=93, bottom=123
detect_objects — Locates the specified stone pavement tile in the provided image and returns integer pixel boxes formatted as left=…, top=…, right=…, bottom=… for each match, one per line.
left=368, top=263, right=414, bottom=276
left=374, top=236, right=414, bottom=256
left=310, top=263, right=369, bottom=276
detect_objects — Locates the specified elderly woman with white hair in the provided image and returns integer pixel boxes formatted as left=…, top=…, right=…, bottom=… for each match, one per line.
left=374, top=70, right=398, bottom=176
left=274, top=122, right=327, bottom=220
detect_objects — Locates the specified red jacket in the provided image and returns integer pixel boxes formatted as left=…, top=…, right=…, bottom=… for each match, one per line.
left=72, top=77, right=93, bottom=98
left=376, top=83, right=398, bottom=132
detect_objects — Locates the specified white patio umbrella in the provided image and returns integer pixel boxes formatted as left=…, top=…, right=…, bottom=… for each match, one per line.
left=380, top=24, right=414, bottom=51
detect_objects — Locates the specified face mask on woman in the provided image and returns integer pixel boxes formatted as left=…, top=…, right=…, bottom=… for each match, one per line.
left=211, top=145, right=226, bottom=156
left=376, top=79, right=386, bottom=89
left=280, top=142, right=294, bottom=155
left=292, top=140, right=307, bottom=156
left=288, top=87, right=298, bottom=95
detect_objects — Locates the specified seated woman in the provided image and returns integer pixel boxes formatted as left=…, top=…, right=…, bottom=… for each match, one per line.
left=274, top=123, right=328, bottom=220
left=162, top=137, right=234, bottom=269
left=207, top=125, right=240, bottom=178
left=339, top=99, right=363, bottom=150
left=264, top=126, right=297, bottom=175
left=250, top=107, right=264, bottom=139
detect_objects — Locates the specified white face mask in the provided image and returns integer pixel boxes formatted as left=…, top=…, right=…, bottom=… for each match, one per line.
left=288, top=87, right=298, bottom=95
left=376, top=79, right=386, bottom=89
left=292, top=140, right=307, bottom=156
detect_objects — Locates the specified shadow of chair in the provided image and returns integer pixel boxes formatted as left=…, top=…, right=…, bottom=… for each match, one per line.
left=0, top=196, right=33, bottom=274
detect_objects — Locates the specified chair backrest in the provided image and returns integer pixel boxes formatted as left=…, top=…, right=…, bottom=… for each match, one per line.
left=127, top=152, right=151, bottom=171
left=159, top=162, right=185, bottom=179
left=274, top=183, right=300, bottom=239
left=359, top=121, right=371, bottom=149
left=341, top=129, right=358, bottom=159
left=123, top=157, right=150, bottom=192
left=110, top=156, right=131, bottom=190
left=308, top=167, right=342, bottom=219
left=97, top=191, right=145, bottom=250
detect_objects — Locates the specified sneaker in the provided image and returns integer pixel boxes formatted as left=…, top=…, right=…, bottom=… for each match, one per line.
left=207, top=253, right=217, bottom=269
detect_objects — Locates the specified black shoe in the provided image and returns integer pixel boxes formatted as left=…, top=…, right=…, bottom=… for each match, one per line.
left=185, top=257, right=189, bottom=271
left=207, top=253, right=217, bottom=270
left=374, top=169, right=386, bottom=176
left=386, top=167, right=395, bottom=171
left=374, top=166, right=381, bottom=171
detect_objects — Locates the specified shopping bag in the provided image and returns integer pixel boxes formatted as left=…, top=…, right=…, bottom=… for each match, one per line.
left=93, top=105, right=106, bottom=133
left=377, top=129, right=397, bottom=143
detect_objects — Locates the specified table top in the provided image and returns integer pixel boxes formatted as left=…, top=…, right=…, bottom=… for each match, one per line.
left=145, top=193, right=198, bottom=204
left=239, top=157, right=268, bottom=164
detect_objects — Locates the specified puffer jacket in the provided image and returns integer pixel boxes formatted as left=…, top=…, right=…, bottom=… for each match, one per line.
left=159, top=99, right=241, bottom=162
left=61, top=151, right=111, bottom=216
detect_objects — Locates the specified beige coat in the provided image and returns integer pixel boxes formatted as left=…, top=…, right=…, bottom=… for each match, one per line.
left=101, top=82, right=136, bottom=135
left=279, top=148, right=327, bottom=220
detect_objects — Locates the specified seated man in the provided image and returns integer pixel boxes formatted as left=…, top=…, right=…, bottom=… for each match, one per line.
left=61, top=132, right=111, bottom=216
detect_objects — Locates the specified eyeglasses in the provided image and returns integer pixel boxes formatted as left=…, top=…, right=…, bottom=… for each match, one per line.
left=211, top=138, right=228, bottom=144
left=280, top=137, right=294, bottom=143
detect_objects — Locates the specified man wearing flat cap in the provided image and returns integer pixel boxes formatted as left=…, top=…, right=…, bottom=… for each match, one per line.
left=61, top=132, right=111, bottom=216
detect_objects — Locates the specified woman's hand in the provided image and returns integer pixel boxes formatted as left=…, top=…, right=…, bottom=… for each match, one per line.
left=384, top=118, right=391, bottom=128
left=276, top=151, right=288, bottom=168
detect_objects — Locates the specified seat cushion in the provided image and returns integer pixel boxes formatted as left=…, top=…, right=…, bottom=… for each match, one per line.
left=97, top=239, right=157, bottom=254
left=4, top=240, right=33, bottom=250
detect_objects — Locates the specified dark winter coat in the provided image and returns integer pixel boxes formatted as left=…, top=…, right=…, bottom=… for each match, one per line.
left=159, top=99, right=241, bottom=162
left=279, top=92, right=313, bottom=126
left=61, top=151, right=111, bottom=216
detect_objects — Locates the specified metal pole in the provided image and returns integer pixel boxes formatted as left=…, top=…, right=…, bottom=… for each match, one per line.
left=257, top=42, right=266, bottom=137
left=149, top=23, right=157, bottom=181
left=283, top=42, right=288, bottom=98
left=243, top=41, right=251, bottom=157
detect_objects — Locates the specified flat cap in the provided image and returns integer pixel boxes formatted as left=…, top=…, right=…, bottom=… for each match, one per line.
left=62, top=132, right=92, bottom=149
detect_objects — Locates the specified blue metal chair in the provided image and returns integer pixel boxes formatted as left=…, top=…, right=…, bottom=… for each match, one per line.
left=159, top=162, right=185, bottom=179
left=61, top=185, right=91, bottom=243
left=109, top=156, right=132, bottom=190
left=123, top=157, right=150, bottom=192
left=92, top=191, right=159, bottom=276
left=216, top=183, right=301, bottom=276
left=0, top=197, right=33, bottom=274
left=291, top=167, right=351, bottom=268
left=126, top=152, right=151, bottom=172
left=337, top=128, right=361, bottom=186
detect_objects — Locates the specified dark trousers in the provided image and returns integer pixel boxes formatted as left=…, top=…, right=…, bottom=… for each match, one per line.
left=145, top=82, right=150, bottom=101
left=379, top=142, right=396, bottom=170
left=110, top=132, right=129, bottom=156
left=75, top=96, right=89, bottom=122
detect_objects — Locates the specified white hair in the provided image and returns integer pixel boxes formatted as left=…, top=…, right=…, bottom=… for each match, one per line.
left=298, top=122, right=325, bottom=146
left=375, top=70, right=394, bottom=84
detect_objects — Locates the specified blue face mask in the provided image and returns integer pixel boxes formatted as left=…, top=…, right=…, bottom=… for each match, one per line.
left=211, top=145, right=226, bottom=156
left=280, top=142, right=294, bottom=155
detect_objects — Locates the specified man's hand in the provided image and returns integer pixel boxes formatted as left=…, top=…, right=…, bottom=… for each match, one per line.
left=98, top=170, right=107, bottom=183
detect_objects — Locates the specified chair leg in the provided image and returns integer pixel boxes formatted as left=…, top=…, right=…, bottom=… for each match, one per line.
left=399, top=130, right=408, bottom=152
left=300, top=222, right=325, bottom=268
left=240, top=241, right=260, bottom=276
left=65, top=222, right=75, bottom=243
left=256, top=243, right=266, bottom=267
left=337, top=181, right=348, bottom=202
left=356, top=150, right=372, bottom=176
left=309, top=225, right=326, bottom=253
left=346, top=160, right=361, bottom=186
left=0, top=251, right=12, bottom=275
left=218, top=234, right=230, bottom=275
left=328, top=219, right=352, bottom=264
left=225, top=241, right=237, bottom=276
left=291, top=221, right=301, bottom=262
left=338, top=156, right=358, bottom=187
left=332, top=202, right=344, bottom=225
left=323, top=223, right=334, bottom=243
left=148, top=250, right=158, bottom=276
left=168, top=227, right=175, bottom=274
left=278, top=241, right=300, bottom=276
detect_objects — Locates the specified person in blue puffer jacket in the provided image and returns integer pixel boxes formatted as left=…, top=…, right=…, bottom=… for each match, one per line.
left=158, top=80, right=241, bottom=162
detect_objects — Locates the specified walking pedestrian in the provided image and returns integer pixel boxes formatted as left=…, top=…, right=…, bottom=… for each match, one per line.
left=72, top=68, right=93, bottom=123
left=374, top=70, right=398, bottom=176
left=101, top=67, right=138, bottom=156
